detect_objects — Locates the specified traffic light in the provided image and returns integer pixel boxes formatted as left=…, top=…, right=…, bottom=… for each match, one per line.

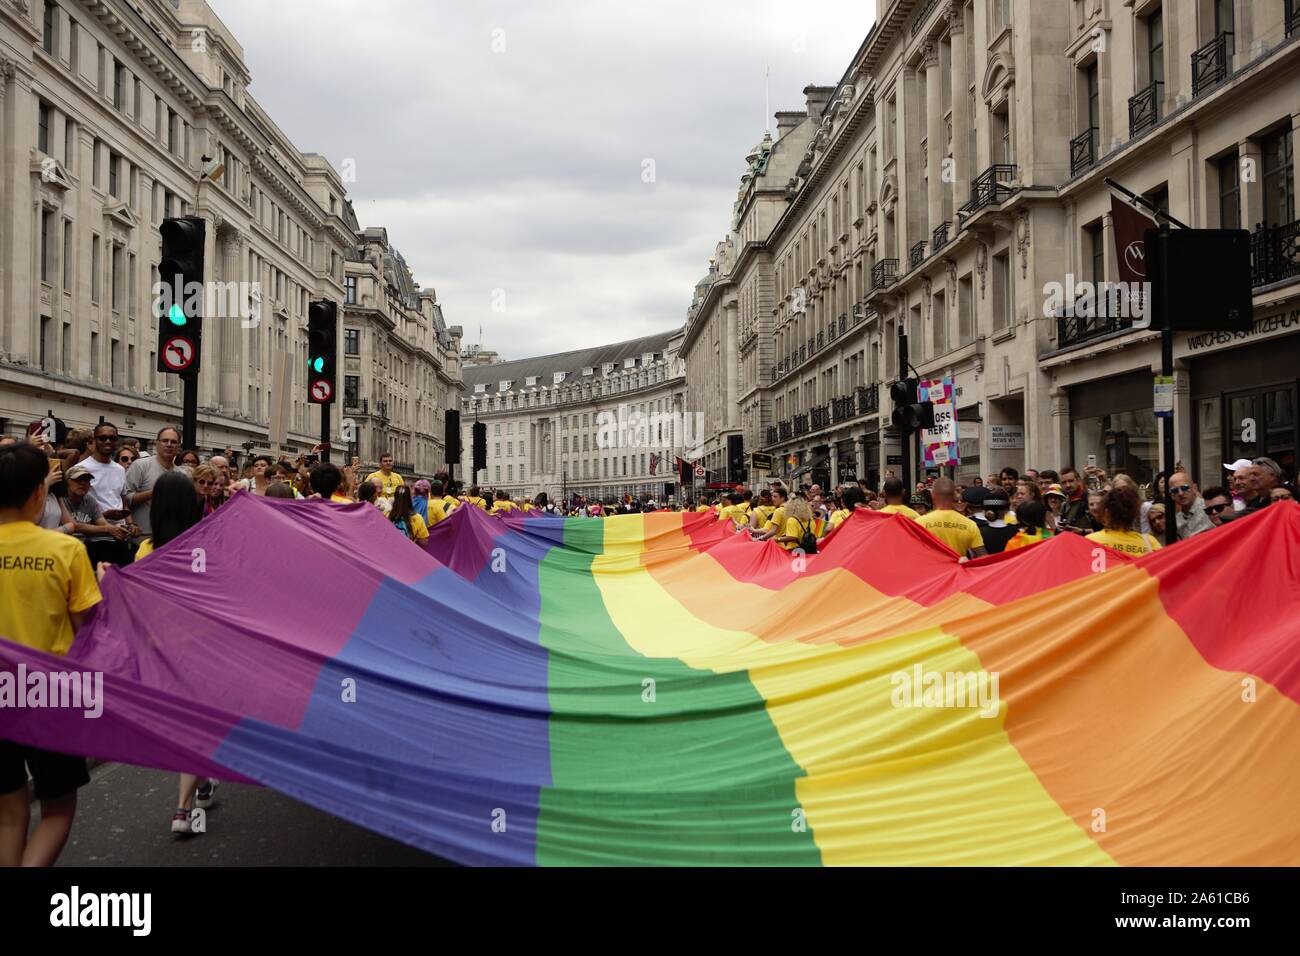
left=156, top=217, right=205, bottom=376
left=890, top=377, right=934, bottom=431
left=472, top=421, right=487, bottom=477
left=306, top=300, right=338, bottom=405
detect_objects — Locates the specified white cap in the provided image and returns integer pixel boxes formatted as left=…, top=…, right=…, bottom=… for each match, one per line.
left=1224, top=458, right=1252, bottom=472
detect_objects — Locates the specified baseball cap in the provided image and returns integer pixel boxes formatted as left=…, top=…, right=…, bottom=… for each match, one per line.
left=1224, top=458, right=1252, bottom=472
left=65, top=464, right=94, bottom=481
left=1044, top=483, right=1067, bottom=499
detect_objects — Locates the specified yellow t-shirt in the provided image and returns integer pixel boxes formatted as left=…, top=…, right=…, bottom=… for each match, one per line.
left=828, top=508, right=852, bottom=531
left=465, top=496, right=489, bottom=511
left=135, top=538, right=155, bottom=560
left=392, top=512, right=429, bottom=544
left=365, top=470, right=405, bottom=499
left=0, top=521, right=102, bottom=655
left=695, top=505, right=712, bottom=513
left=522, top=502, right=536, bottom=513
left=917, top=508, right=985, bottom=556
left=441, top=495, right=458, bottom=513
left=880, top=503, right=921, bottom=520
left=491, top=500, right=518, bottom=514
left=779, top=516, right=816, bottom=551
left=1086, top=528, right=1161, bottom=555
left=329, top=493, right=352, bottom=503
left=765, top=505, right=788, bottom=532
left=425, top=498, right=447, bottom=525
left=752, top=504, right=775, bottom=527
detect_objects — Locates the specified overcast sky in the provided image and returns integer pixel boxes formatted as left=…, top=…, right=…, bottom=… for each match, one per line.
left=211, top=0, right=874, bottom=360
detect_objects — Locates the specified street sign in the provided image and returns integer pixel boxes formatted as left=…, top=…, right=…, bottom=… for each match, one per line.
left=751, top=452, right=774, bottom=474
left=1153, top=375, right=1174, bottom=418
left=161, top=336, right=195, bottom=372
left=311, top=380, right=333, bottom=403
left=694, top=466, right=706, bottom=479
left=989, top=424, right=1024, bottom=449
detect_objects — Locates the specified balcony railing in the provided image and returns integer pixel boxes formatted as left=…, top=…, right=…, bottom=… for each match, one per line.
left=810, top=404, right=831, bottom=430
left=857, top=383, right=879, bottom=416
left=872, top=258, right=899, bottom=289
left=831, top=395, right=854, bottom=422
left=1070, top=126, right=1098, bottom=176
left=961, top=164, right=1017, bottom=214
left=1128, top=80, right=1162, bottom=138
left=1056, top=311, right=1134, bottom=350
left=1289, top=0, right=1300, bottom=37
left=793, top=413, right=810, bottom=436
left=799, top=345, right=806, bottom=364
left=909, top=240, right=927, bottom=269
left=932, top=221, right=951, bottom=251
left=1192, top=33, right=1233, bottom=97
left=766, top=425, right=778, bottom=446
left=816, top=330, right=824, bottom=350
left=778, top=419, right=793, bottom=441
left=1252, top=218, right=1300, bottom=288
left=839, top=313, right=847, bottom=335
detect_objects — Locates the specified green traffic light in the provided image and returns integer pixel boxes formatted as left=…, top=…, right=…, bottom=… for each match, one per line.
left=168, top=303, right=187, bottom=326
left=310, top=356, right=324, bottom=373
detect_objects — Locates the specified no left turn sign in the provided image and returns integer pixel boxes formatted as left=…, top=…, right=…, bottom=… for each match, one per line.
left=161, top=336, right=195, bottom=372
left=311, top=380, right=332, bottom=402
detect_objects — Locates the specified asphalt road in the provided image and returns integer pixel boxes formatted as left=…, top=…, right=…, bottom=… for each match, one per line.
left=47, top=761, right=451, bottom=866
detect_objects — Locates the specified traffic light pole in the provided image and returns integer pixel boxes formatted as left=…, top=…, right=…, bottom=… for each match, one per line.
left=898, top=327, right=911, bottom=495
left=1158, top=220, right=1176, bottom=547
left=181, top=372, right=197, bottom=451
left=319, top=402, right=331, bottom=464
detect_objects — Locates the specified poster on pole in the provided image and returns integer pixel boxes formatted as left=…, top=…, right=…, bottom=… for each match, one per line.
left=920, top=376, right=960, bottom=468
left=268, top=349, right=293, bottom=452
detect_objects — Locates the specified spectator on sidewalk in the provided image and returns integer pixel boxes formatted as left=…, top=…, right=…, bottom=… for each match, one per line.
left=122, top=426, right=181, bottom=546
left=1168, top=470, right=1214, bottom=539
left=1200, top=486, right=1233, bottom=527
left=61, top=464, right=130, bottom=566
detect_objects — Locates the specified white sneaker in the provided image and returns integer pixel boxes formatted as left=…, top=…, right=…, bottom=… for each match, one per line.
left=171, top=809, right=193, bottom=834
left=195, top=778, right=218, bottom=809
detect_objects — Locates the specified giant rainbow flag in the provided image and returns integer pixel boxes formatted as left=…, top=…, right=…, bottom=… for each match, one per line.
left=2, top=494, right=1299, bottom=865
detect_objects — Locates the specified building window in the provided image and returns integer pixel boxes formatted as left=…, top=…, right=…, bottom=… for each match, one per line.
left=344, top=275, right=357, bottom=304
left=1085, top=221, right=1105, bottom=283
left=958, top=274, right=974, bottom=344
left=111, top=245, right=123, bottom=312
left=91, top=235, right=101, bottom=302
left=1218, top=151, right=1240, bottom=230
left=113, top=61, right=125, bottom=111
left=43, top=2, right=57, bottom=56
left=993, top=252, right=1012, bottom=330
left=991, top=0, right=1011, bottom=34
left=1085, top=62, right=1099, bottom=132
left=62, top=219, right=73, bottom=291
left=108, top=152, right=120, bottom=198
left=495, top=465, right=501, bottom=482
left=38, top=101, right=51, bottom=154
left=40, top=209, right=53, bottom=282
left=40, top=317, right=51, bottom=370
left=1147, top=9, right=1164, bottom=89
left=1262, top=128, right=1295, bottom=228
left=344, top=328, right=360, bottom=354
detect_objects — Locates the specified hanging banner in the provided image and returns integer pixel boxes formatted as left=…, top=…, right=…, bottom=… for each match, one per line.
left=920, top=376, right=960, bottom=467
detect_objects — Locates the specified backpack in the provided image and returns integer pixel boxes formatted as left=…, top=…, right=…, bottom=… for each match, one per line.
left=796, top=520, right=818, bottom=555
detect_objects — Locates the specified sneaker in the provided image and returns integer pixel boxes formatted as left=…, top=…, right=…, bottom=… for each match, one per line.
left=195, top=778, right=218, bottom=809
left=171, top=809, right=192, bottom=835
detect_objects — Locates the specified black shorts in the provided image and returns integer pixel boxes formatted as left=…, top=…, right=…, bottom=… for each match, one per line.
left=0, top=739, right=90, bottom=801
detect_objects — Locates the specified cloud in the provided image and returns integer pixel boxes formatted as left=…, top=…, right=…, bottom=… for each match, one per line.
left=211, top=0, right=871, bottom=359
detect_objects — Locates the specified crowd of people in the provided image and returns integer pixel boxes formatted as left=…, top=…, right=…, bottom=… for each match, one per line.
left=680, top=456, right=1294, bottom=560
left=0, top=415, right=1295, bottom=865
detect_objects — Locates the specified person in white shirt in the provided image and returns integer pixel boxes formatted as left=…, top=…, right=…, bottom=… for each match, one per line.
left=80, top=422, right=128, bottom=517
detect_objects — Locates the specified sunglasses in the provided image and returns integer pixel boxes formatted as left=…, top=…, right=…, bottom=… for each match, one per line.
left=117, top=455, right=136, bottom=463
left=1171, top=484, right=1193, bottom=495
left=1205, top=502, right=1231, bottom=514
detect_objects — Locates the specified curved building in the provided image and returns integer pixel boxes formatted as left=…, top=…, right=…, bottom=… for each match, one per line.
left=459, top=329, right=689, bottom=503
